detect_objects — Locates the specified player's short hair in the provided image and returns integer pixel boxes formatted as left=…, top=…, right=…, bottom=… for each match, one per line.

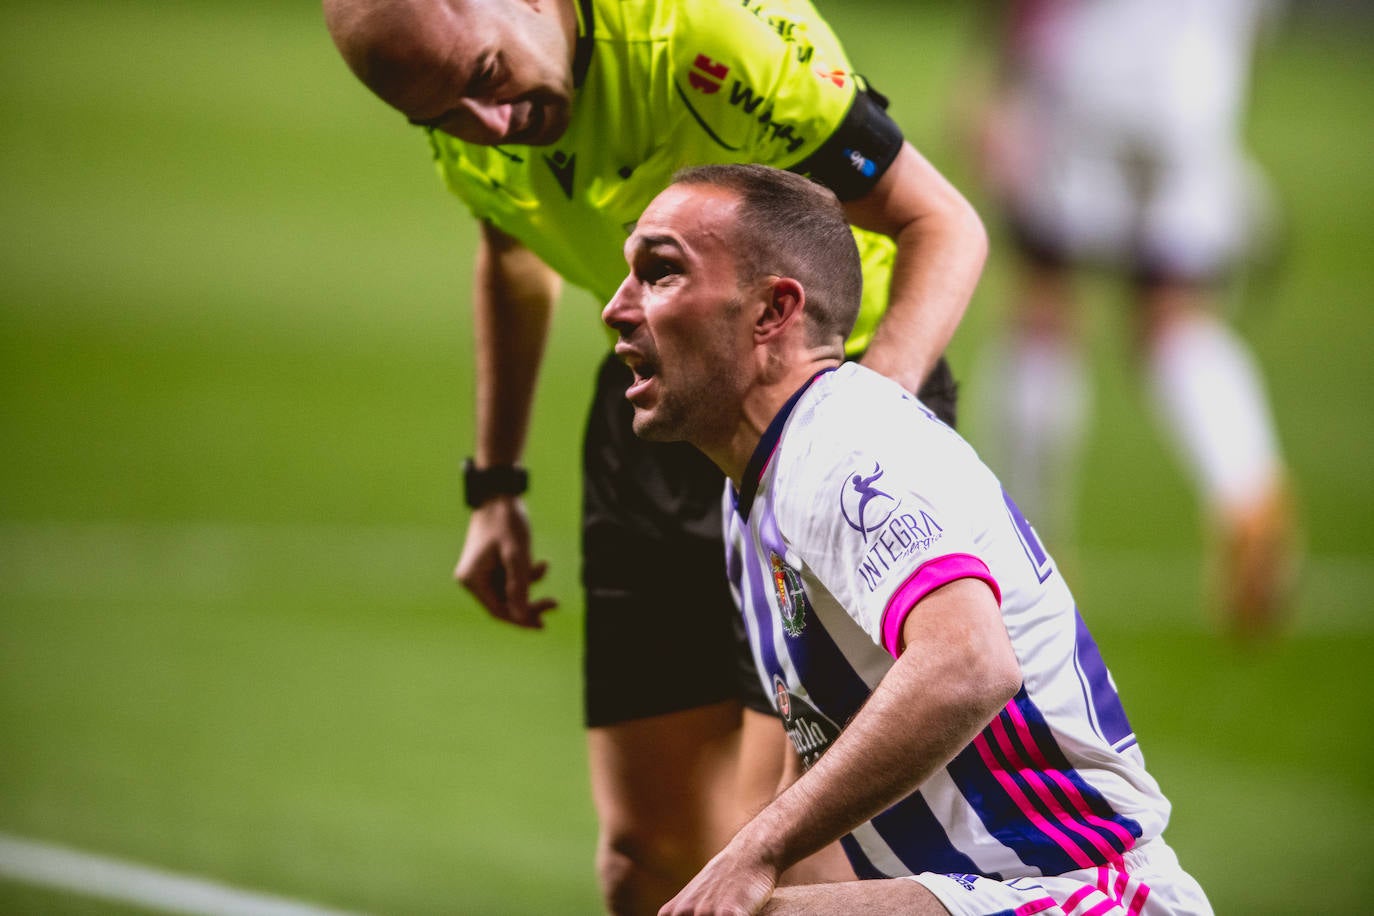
left=670, top=164, right=862, bottom=346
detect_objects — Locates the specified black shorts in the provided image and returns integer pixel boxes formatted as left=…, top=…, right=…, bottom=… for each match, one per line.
left=582, top=354, right=770, bottom=727
left=580, top=352, right=959, bottom=728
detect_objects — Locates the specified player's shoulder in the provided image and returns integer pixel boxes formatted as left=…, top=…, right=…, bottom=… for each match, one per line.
left=778, top=366, right=916, bottom=483
left=782, top=363, right=984, bottom=502
left=807, top=364, right=937, bottom=440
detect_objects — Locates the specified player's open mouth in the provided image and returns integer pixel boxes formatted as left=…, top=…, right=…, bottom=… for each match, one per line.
left=625, top=363, right=657, bottom=401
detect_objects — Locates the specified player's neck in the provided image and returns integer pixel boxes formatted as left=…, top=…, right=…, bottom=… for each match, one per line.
left=715, top=357, right=840, bottom=486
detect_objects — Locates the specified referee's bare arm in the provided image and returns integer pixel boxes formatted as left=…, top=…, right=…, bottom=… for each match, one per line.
left=454, top=221, right=561, bottom=629
left=847, top=141, right=987, bottom=395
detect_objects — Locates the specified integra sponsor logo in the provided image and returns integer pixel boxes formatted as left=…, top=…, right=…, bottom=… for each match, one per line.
left=772, top=676, right=841, bottom=770
left=857, top=510, right=944, bottom=592
left=839, top=461, right=898, bottom=541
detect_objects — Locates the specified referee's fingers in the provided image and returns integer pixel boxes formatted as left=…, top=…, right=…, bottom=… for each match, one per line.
left=502, top=547, right=539, bottom=628
left=461, top=562, right=506, bottom=620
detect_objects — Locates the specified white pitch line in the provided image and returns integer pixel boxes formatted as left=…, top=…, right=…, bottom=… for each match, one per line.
left=0, top=833, right=369, bottom=916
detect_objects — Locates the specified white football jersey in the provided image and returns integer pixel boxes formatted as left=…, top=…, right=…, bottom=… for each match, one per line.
left=725, top=363, right=1172, bottom=879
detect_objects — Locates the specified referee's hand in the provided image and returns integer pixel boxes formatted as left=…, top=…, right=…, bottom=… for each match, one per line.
left=455, top=495, right=558, bottom=628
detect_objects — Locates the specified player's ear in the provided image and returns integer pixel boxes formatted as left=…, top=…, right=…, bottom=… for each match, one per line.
left=754, top=276, right=805, bottom=344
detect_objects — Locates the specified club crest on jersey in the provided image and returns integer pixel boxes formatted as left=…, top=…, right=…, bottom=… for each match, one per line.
left=840, top=461, right=899, bottom=541
left=770, top=552, right=808, bottom=636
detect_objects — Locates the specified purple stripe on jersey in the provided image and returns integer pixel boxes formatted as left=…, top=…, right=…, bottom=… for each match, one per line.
left=757, top=505, right=872, bottom=724
left=880, top=553, right=1002, bottom=658
left=739, top=543, right=784, bottom=692
left=838, top=835, right=886, bottom=879
left=950, top=689, right=1140, bottom=873
left=1073, top=609, right=1136, bottom=748
left=1003, top=489, right=1054, bottom=583
left=851, top=791, right=987, bottom=879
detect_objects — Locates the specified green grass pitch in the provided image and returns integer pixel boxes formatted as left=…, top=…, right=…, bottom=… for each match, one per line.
left=1, top=2, right=1370, bottom=913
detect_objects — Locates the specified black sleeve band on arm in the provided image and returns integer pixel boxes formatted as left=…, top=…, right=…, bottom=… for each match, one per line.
left=791, top=83, right=905, bottom=202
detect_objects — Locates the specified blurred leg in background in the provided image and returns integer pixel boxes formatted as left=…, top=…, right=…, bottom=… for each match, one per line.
left=969, top=0, right=1299, bottom=638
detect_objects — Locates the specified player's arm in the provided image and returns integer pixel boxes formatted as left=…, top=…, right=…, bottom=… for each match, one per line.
left=844, top=139, right=988, bottom=394
left=453, top=220, right=561, bottom=628
left=772, top=743, right=856, bottom=888
left=659, top=577, right=1020, bottom=915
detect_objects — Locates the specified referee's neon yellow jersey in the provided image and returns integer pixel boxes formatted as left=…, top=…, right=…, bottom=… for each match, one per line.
left=427, top=0, right=906, bottom=355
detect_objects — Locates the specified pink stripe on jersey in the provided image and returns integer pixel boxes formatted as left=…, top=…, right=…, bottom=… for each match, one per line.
left=1015, top=898, right=1060, bottom=916
left=1002, top=703, right=1138, bottom=856
left=880, top=553, right=1001, bottom=657
left=1061, top=885, right=1097, bottom=914
left=1126, top=882, right=1151, bottom=915
left=973, top=733, right=1097, bottom=869
left=1090, top=861, right=1151, bottom=916
left=1081, top=898, right=1119, bottom=916
left=1113, top=868, right=1130, bottom=902
left=987, top=716, right=1126, bottom=866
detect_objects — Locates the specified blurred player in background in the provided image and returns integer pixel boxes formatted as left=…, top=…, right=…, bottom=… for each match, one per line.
left=967, top=0, right=1298, bottom=638
left=604, top=163, right=1211, bottom=916
left=321, top=0, right=986, bottom=911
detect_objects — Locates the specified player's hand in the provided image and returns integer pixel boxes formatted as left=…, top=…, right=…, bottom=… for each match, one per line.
left=657, top=845, right=779, bottom=916
left=454, top=495, right=557, bottom=629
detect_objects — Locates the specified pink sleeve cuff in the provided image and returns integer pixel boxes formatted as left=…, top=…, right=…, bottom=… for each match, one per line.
left=880, top=553, right=1001, bottom=658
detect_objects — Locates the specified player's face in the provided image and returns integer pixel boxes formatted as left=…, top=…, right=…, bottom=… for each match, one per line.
left=603, top=185, right=756, bottom=447
left=383, top=0, right=575, bottom=146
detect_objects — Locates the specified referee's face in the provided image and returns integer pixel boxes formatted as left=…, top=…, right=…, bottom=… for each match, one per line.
left=604, top=185, right=756, bottom=450
left=354, top=0, right=577, bottom=147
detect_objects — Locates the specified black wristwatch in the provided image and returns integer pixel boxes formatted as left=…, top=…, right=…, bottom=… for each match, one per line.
left=463, top=458, right=529, bottom=508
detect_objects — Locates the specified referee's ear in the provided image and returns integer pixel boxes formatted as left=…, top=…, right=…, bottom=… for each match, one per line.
left=754, top=276, right=805, bottom=345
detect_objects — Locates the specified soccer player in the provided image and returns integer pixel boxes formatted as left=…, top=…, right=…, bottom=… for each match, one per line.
left=603, top=163, right=1211, bottom=915
left=320, top=0, right=986, bottom=911
left=966, top=0, right=1297, bottom=637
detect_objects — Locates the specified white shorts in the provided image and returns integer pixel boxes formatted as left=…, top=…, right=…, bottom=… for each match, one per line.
left=1006, top=99, right=1270, bottom=282
left=913, top=839, right=1212, bottom=916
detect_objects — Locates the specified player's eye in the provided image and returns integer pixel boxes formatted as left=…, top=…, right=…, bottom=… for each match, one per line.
left=642, top=259, right=678, bottom=284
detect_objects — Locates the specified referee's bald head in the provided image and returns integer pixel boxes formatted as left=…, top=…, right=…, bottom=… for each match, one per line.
left=323, top=0, right=578, bottom=147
